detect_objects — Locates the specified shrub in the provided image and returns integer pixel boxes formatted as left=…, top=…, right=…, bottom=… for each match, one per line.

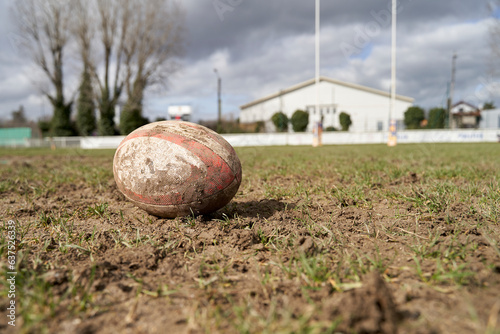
left=271, top=112, right=288, bottom=132
left=291, top=109, right=309, bottom=132
left=404, top=106, right=425, bottom=129
left=255, top=121, right=265, bottom=133
left=339, top=112, right=352, bottom=131
left=428, top=107, right=446, bottom=129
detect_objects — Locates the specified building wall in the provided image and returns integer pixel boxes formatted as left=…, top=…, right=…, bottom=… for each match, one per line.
left=480, top=108, right=500, bottom=129
left=240, top=80, right=413, bottom=132
left=0, top=127, right=32, bottom=146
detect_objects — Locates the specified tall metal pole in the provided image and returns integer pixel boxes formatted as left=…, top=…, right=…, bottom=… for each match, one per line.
left=214, top=68, right=221, bottom=131
left=446, top=53, right=457, bottom=129
left=388, top=0, right=397, bottom=146
left=313, top=0, right=322, bottom=146
left=315, top=0, right=320, bottom=118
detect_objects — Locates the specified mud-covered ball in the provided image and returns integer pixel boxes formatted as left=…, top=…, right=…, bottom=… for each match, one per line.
left=113, top=121, right=242, bottom=218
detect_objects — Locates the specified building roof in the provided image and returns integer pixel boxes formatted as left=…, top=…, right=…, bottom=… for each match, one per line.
left=240, top=76, right=415, bottom=110
left=451, top=101, right=479, bottom=111
left=451, top=101, right=481, bottom=116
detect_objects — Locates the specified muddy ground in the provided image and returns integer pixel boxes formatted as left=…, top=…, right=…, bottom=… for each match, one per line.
left=0, top=144, right=499, bottom=333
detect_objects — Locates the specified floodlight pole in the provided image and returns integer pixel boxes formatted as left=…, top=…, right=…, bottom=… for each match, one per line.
left=446, top=53, right=457, bottom=129
left=313, top=0, right=322, bottom=146
left=214, top=68, right=222, bottom=131
left=315, top=0, right=320, bottom=119
left=388, top=0, right=397, bottom=146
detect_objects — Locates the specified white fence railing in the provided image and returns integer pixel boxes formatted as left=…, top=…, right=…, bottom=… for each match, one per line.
left=3, top=129, right=500, bottom=149
left=1, top=137, right=82, bottom=149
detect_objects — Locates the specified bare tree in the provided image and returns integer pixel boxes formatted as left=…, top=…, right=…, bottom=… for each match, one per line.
left=13, top=0, right=75, bottom=136
left=74, top=0, right=184, bottom=135
left=119, top=0, right=184, bottom=134
left=123, top=0, right=184, bottom=105
left=73, top=0, right=127, bottom=135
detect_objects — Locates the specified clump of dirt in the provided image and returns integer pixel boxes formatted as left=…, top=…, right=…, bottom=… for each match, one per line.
left=326, top=272, right=400, bottom=334
left=229, top=229, right=259, bottom=250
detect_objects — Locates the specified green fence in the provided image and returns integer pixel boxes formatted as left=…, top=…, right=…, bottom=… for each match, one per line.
left=0, top=127, right=32, bottom=146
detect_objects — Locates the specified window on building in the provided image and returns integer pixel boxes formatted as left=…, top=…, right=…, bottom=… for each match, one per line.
left=498, top=115, right=500, bottom=128
left=377, top=121, right=383, bottom=131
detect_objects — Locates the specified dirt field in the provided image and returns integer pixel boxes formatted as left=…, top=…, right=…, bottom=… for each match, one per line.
left=1, top=143, right=500, bottom=334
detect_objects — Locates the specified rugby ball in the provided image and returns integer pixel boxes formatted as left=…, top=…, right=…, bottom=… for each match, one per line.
left=113, top=121, right=242, bottom=218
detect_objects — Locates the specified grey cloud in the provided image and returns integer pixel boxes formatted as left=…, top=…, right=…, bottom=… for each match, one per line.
left=184, top=0, right=488, bottom=61
left=0, top=0, right=496, bottom=122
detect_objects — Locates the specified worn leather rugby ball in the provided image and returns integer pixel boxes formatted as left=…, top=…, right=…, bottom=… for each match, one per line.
left=113, top=121, right=242, bottom=218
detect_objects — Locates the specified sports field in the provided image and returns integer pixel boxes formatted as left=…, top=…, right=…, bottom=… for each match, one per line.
left=1, top=143, right=500, bottom=333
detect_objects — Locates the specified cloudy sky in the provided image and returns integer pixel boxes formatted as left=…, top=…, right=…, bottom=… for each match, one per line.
left=0, top=0, right=499, bottom=122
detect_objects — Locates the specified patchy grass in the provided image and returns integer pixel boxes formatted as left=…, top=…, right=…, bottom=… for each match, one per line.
left=0, top=143, right=499, bottom=333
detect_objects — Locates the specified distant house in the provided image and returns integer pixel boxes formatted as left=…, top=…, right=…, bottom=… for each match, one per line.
left=239, top=76, right=414, bottom=132
left=479, top=108, right=500, bottom=129
left=450, top=101, right=481, bottom=129
left=168, top=105, right=192, bottom=122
